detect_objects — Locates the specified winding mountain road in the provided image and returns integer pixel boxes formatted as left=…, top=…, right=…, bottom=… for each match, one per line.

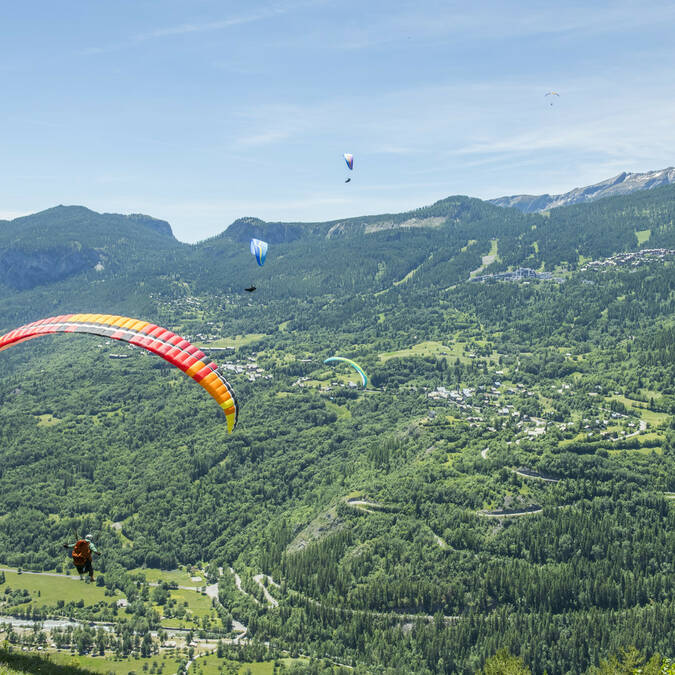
left=513, top=469, right=559, bottom=483
left=253, top=574, right=279, bottom=608
left=477, top=507, right=543, bottom=518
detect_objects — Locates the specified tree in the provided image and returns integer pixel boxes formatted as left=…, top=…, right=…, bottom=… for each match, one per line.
left=479, top=648, right=531, bottom=674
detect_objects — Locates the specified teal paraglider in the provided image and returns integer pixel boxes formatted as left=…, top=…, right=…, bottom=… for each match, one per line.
left=323, top=357, right=367, bottom=388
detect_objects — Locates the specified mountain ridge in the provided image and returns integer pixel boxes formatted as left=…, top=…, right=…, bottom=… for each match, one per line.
left=490, top=167, right=675, bottom=212
left=0, top=205, right=181, bottom=292
left=1, top=181, right=674, bottom=301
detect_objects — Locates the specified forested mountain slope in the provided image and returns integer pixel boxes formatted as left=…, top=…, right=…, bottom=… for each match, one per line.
left=0, top=188, right=673, bottom=674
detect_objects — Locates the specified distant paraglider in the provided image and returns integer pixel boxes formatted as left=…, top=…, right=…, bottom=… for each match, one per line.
left=244, top=286, right=257, bottom=293
left=343, top=153, right=353, bottom=183
left=323, top=357, right=368, bottom=389
left=0, top=314, right=239, bottom=432
left=545, top=91, right=560, bottom=105
left=250, top=238, right=269, bottom=266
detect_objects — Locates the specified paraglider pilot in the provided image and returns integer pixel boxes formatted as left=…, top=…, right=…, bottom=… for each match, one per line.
left=63, top=534, right=101, bottom=582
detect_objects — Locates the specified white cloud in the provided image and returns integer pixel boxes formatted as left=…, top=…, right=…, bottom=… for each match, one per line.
left=80, top=1, right=322, bottom=56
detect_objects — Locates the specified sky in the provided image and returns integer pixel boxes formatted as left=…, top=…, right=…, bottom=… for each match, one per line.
left=1, top=0, right=675, bottom=242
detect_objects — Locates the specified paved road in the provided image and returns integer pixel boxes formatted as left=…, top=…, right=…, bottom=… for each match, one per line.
left=0, top=568, right=75, bottom=580
left=478, top=508, right=543, bottom=518
left=253, top=574, right=279, bottom=608
left=514, top=469, right=559, bottom=483
left=228, top=566, right=260, bottom=605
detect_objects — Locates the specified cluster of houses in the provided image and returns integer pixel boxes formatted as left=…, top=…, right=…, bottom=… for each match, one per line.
left=580, top=248, right=674, bottom=271
left=428, top=386, right=475, bottom=405
left=470, top=267, right=561, bottom=283
left=425, top=375, right=643, bottom=443
left=219, top=355, right=271, bottom=382
left=292, top=377, right=359, bottom=391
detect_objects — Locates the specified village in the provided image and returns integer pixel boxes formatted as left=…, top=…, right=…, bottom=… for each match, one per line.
left=580, top=247, right=674, bottom=271
left=469, top=267, right=561, bottom=283
left=425, top=373, right=648, bottom=447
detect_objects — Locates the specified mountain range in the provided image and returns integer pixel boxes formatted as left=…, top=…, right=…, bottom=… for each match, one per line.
left=490, top=167, right=675, bottom=213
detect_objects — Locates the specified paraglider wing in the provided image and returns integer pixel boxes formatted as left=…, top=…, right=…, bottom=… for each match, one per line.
left=0, top=314, right=239, bottom=432
left=323, top=356, right=367, bottom=388
left=250, top=238, right=269, bottom=266
left=544, top=91, right=560, bottom=105
left=343, top=153, right=354, bottom=170
left=244, top=286, right=257, bottom=293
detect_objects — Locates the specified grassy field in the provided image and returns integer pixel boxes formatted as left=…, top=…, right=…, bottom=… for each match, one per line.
left=379, top=340, right=475, bottom=364
left=469, top=239, right=499, bottom=277
left=189, top=654, right=307, bottom=674
left=49, top=649, right=181, bottom=674
left=167, top=587, right=214, bottom=620
left=35, top=414, right=61, bottom=427
left=608, top=446, right=663, bottom=456
left=606, top=395, right=669, bottom=427
left=1, top=648, right=99, bottom=675
left=635, top=228, right=651, bottom=244
left=0, top=570, right=114, bottom=608
left=393, top=254, right=432, bottom=286
left=131, top=567, right=203, bottom=588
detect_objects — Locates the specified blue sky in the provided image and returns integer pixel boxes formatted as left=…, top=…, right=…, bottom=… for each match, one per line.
left=2, top=1, right=675, bottom=242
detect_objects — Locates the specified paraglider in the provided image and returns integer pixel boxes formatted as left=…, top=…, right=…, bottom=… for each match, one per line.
left=244, top=285, right=257, bottom=293
left=0, top=314, right=239, bottom=432
left=323, top=357, right=368, bottom=388
left=63, top=533, right=101, bottom=582
left=545, top=91, right=560, bottom=105
left=250, top=238, right=268, bottom=266
left=343, top=153, right=353, bottom=183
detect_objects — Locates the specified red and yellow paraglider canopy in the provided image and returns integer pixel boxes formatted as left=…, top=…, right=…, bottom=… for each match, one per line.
left=0, top=313, right=238, bottom=432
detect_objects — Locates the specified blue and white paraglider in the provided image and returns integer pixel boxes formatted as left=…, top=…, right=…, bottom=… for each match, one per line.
left=250, top=238, right=269, bottom=266
left=343, top=153, right=353, bottom=183
left=245, top=238, right=268, bottom=292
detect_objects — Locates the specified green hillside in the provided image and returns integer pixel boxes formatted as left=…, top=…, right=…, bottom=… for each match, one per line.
left=0, top=190, right=673, bottom=674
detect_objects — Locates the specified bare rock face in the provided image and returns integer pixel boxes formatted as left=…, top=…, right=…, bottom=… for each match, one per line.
left=490, top=167, right=675, bottom=213
left=0, top=244, right=100, bottom=290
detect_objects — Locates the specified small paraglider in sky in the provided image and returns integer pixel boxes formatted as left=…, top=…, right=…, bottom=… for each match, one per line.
left=250, top=238, right=268, bottom=266
left=343, top=153, right=353, bottom=183
left=244, top=285, right=257, bottom=293
left=545, top=91, right=560, bottom=105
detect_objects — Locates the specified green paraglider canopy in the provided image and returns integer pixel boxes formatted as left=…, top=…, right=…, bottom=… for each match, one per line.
left=323, top=357, right=367, bottom=388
